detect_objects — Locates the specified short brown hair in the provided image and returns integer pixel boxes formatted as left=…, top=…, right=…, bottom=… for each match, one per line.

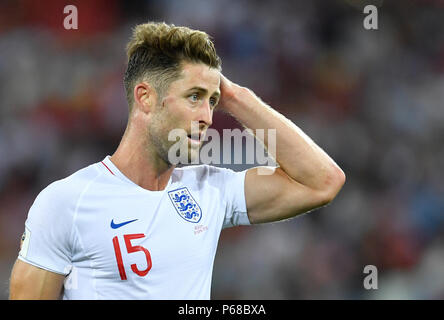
left=123, top=22, right=221, bottom=110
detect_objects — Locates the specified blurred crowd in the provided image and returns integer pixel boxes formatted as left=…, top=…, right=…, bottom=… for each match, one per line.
left=1, top=0, right=444, bottom=299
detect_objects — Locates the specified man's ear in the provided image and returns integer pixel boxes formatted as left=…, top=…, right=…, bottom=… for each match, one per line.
left=133, top=82, right=157, bottom=114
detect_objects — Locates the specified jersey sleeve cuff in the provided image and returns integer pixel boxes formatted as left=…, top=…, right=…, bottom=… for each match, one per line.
left=17, top=255, right=70, bottom=276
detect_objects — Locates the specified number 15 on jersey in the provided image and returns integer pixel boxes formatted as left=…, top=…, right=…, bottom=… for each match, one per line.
left=112, top=233, right=152, bottom=280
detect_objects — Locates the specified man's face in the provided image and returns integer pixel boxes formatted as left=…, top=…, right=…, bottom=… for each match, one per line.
left=148, top=62, right=221, bottom=164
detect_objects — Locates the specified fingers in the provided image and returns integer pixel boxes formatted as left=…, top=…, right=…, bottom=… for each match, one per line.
left=219, top=74, right=234, bottom=92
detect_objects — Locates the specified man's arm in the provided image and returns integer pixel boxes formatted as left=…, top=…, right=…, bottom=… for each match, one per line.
left=9, top=259, right=65, bottom=299
left=219, top=75, right=346, bottom=224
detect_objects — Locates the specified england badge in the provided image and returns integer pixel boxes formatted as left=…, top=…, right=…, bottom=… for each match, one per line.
left=168, top=187, right=202, bottom=223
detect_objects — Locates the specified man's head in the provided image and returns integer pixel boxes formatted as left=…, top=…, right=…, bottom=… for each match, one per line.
left=123, top=22, right=221, bottom=111
left=123, top=22, right=222, bottom=165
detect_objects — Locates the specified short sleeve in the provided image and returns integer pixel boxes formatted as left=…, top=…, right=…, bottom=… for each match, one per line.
left=218, top=167, right=250, bottom=229
left=18, top=182, right=75, bottom=275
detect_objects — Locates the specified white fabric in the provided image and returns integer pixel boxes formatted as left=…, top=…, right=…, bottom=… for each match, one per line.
left=18, top=156, right=249, bottom=299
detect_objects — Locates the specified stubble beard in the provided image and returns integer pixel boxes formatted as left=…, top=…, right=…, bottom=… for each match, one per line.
left=148, top=121, right=201, bottom=167
left=146, top=112, right=174, bottom=167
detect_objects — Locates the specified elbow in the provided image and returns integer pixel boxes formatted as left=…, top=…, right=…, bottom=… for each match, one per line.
left=320, top=167, right=346, bottom=205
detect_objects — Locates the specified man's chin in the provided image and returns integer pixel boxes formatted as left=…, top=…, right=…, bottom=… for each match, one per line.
left=186, top=146, right=201, bottom=164
left=166, top=139, right=202, bottom=165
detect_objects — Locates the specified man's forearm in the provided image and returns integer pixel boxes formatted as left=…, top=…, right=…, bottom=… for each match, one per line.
left=222, top=84, right=345, bottom=193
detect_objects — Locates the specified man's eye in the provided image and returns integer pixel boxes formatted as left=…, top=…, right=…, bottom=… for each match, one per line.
left=189, top=93, right=199, bottom=102
left=210, top=98, right=218, bottom=108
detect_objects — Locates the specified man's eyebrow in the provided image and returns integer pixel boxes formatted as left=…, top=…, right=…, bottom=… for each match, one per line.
left=188, top=86, right=220, bottom=97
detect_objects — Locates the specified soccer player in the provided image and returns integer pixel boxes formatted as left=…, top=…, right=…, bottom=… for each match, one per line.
left=9, top=22, right=345, bottom=299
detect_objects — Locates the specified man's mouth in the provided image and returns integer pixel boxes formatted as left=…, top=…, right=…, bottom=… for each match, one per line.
left=187, top=133, right=203, bottom=145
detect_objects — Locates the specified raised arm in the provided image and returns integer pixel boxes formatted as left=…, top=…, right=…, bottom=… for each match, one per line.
left=218, top=75, right=345, bottom=224
left=9, top=259, right=65, bottom=300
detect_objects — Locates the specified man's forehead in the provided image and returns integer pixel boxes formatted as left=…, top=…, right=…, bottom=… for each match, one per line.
left=177, top=62, right=221, bottom=91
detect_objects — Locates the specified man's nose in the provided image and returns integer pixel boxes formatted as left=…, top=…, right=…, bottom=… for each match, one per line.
left=199, top=100, right=213, bottom=127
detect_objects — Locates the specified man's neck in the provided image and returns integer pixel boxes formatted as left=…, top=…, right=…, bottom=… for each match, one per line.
left=110, top=138, right=175, bottom=192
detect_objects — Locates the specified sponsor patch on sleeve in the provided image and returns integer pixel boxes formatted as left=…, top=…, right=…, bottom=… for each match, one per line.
left=19, top=227, right=31, bottom=258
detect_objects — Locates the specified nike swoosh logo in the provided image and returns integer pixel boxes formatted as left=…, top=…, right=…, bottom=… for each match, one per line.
left=110, top=219, right=138, bottom=229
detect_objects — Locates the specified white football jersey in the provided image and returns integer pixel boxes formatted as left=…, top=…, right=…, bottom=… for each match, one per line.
left=18, top=156, right=249, bottom=299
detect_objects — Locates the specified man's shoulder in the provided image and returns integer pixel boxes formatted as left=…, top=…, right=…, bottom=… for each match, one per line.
left=35, top=161, right=103, bottom=207
left=174, top=164, right=245, bottom=183
left=175, top=164, right=224, bottom=175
